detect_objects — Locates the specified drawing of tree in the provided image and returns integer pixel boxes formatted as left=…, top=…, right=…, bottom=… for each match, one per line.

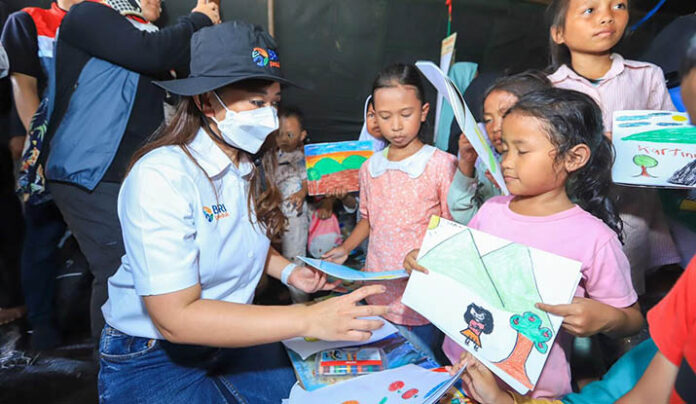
left=494, top=312, right=552, bottom=390
left=632, top=155, right=658, bottom=178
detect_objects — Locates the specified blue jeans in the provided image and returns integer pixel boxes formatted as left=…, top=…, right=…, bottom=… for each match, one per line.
left=98, top=325, right=297, bottom=403
left=395, top=323, right=447, bottom=366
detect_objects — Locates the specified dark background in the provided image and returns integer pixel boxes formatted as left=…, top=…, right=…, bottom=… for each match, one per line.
left=3, top=0, right=693, bottom=142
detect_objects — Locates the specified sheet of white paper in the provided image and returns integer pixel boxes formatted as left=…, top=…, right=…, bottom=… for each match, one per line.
left=281, top=316, right=398, bottom=360
left=288, top=364, right=460, bottom=404
left=416, top=61, right=509, bottom=195
left=402, top=217, right=581, bottom=394
left=612, top=110, right=696, bottom=189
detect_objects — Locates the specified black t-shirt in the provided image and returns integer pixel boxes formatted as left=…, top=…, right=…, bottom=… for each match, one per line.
left=1, top=9, right=54, bottom=97
left=642, top=15, right=696, bottom=86
left=46, top=2, right=212, bottom=184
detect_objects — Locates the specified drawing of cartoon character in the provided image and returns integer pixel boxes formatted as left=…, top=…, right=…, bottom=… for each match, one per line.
left=460, top=303, right=494, bottom=351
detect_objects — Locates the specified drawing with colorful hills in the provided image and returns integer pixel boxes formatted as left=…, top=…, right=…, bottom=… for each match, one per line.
left=304, top=141, right=374, bottom=196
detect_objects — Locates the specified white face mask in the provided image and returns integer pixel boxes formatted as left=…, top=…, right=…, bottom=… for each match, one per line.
left=210, top=91, right=279, bottom=154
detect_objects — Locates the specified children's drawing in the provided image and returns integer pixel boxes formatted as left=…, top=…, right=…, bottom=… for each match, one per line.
left=460, top=303, right=494, bottom=351
left=402, top=217, right=581, bottom=394
left=633, top=155, right=658, bottom=177
left=282, top=316, right=398, bottom=360
left=297, top=256, right=409, bottom=281
left=612, top=110, right=696, bottom=188
left=287, top=364, right=466, bottom=404
left=304, top=141, right=374, bottom=196
left=416, top=61, right=509, bottom=195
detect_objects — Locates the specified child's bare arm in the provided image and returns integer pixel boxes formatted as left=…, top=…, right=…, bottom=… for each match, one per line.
left=616, top=350, right=678, bottom=404
left=322, top=219, right=369, bottom=264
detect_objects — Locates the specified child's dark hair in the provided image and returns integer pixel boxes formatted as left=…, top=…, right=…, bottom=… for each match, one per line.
left=545, top=0, right=629, bottom=69
left=507, top=88, right=624, bottom=242
left=371, top=63, right=426, bottom=104
left=371, top=63, right=428, bottom=140
left=484, top=70, right=552, bottom=103
left=278, top=105, right=305, bottom=130
left=682, top=34, right=696, bottom=78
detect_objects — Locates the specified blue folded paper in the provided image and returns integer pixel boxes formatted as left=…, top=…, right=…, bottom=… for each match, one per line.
left=297, top=257, right=409, bottom=281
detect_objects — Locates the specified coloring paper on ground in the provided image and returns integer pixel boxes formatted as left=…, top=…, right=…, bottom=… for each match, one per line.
left=304, top=141, right=374, bottom=196
left=402, top=216, right=581, bottom=394
left=416, top=61, right=509, bottom=195
left=297, top=257, right=409, bottom=281
left=612, top=110, right=696, bottom=189
left=282, top=316, right=398, bottom=360
left=287, top=364, right=465, bottom=404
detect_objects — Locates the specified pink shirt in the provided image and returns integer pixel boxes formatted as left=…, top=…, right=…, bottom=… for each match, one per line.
left=442, top=196, right=638, bottom=399
left=548, top=53, right=676, bottom=131
left=360, top=146, right=457, bottom=326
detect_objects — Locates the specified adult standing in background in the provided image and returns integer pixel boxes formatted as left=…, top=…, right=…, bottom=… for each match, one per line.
left=42, top=0, right=219, bottom=339
left=1, top=0, right=82, bottom=349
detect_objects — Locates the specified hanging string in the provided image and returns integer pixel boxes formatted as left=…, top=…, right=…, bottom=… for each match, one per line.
left=628, top=0, right=667, bottom=32
left=446, top=0, right=452, bottom=36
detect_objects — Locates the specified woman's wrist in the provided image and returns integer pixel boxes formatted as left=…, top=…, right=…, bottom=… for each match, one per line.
left=280, top=263, right=298, bottom=286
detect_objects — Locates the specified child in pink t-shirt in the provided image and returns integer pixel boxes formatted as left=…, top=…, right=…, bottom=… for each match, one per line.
left=323, top=63, right=457, bottom=364
left=440, top=88, right=643, bottom=399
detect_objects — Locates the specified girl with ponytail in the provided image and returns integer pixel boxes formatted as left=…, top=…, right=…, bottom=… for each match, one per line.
left=441, top=88, right=643, bottom=399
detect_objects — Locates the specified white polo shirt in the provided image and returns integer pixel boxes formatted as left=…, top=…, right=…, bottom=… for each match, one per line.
left=102, top=127, right=270, bottom=339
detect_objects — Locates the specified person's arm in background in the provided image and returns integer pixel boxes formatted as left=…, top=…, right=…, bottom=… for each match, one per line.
left=1, top=10, right=42, bottom=159
left=59, top=0, right=218, bottom=77
left=10, top=72, right=38, bottom=130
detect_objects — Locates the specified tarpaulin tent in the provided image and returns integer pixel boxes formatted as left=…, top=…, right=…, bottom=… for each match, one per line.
left=6, top=0, right=689, bottom=142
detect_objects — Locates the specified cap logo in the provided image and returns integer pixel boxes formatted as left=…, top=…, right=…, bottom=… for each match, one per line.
left=252, top=47, right=280, bottom=68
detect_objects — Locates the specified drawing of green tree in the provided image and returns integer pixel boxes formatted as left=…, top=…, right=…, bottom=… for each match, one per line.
left=632, top=155, right=658, bottom=178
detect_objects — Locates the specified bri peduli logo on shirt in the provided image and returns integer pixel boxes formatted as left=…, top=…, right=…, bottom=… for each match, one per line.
left=202, top=204, right=229, bottom=222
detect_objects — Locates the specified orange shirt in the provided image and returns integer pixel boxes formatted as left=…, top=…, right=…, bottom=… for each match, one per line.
left=647, top=259, right=696, bottom=404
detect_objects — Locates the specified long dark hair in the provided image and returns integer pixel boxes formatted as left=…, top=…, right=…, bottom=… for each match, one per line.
left=128, top=80, right=287, bottom=241
left=507, top=88, right=624, bottom=242
left=483, top=70, right=552, bottom=109
left=371, top=63, right=429, bottom=141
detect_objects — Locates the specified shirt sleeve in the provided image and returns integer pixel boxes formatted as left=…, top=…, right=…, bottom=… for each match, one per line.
left=447, top=167, right=501, bottom=225
left=59, top=2, right=212, bottom=77
left=0, top=11, right=40, bottom=78
left=583, top=236, right=638, bottom=308
left=118, top=162, right=200, bottom=296
left=647, top=260, right=696, bottom=367
left=358, top=163, right=369, bottom=222
left=647, top=65, right=677, bottom=111
left=438, top=152, right=458, bottom=220
left=0, top=44, right=8, bottom=78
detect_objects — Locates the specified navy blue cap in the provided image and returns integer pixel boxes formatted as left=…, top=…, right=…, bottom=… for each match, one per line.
left=154, top=20, right=294, bottom=96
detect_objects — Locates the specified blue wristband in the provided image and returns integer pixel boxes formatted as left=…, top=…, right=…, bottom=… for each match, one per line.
left=280, top=263, right=298, bottom=286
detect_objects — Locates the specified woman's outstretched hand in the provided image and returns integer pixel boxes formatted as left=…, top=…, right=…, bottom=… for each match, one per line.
left=288, top=265, right=340, bottom=294
left=303, top=285, right=389, bottom=342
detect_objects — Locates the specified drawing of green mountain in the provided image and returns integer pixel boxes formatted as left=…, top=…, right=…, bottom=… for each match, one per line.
left=419, top=230, right=503, bottom=307
left=482, top=244, right=551, bottom=327
left=418, top=229, right=550, bottom=328
left=342, top=155, right=367, bottom=170
left=313, top=158, right=344, bottom=176
left=621, top=127, right=696, bottom=144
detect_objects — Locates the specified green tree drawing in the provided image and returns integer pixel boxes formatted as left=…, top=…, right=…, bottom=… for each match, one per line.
left=632, top=155, right=658, bottom=178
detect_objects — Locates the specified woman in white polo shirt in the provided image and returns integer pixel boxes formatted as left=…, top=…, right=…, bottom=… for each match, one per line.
left=98, top=21, right=388, bottom=403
